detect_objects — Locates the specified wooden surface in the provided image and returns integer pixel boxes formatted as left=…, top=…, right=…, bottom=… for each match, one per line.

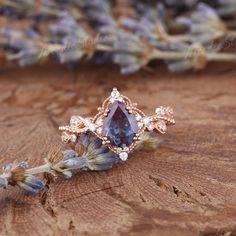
left=0, top=64, right=235, bottom=236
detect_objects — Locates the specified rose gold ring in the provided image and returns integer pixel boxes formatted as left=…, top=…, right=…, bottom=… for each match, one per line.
left=59, top=88, right=175, bottom=161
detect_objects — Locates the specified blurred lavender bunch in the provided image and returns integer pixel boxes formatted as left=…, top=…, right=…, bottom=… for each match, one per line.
left=78, top=0, right=116, bottom=30
left=217, top=0, right=236, bottom=18
left=0, top=27, right=65, bottom=66
left=164, top=0, right=198, bottom=8
left=105, top=28, right=154, bottom=75
left=120, top=3, right=168, bottom=47
left=0, top=132, right=160, bottom=194
left=0, top=27, right=42, bottom=66
left=0, top=0, right=83, bottom=20
left=49, top=13, right=94, bottom=63
left=49, top=13, right=115, bottom=63
left=176, top=3, right=227, bottom=44
left=52, top=132, right=120, bottom=175
left=0, top=0, right=35, bottom=19
left=1, top=0, right=236, bottom=74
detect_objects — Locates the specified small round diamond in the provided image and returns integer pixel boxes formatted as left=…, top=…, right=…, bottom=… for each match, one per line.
left=96, top=118, right=103, bottom=126
left=88, top=124, right=96, bottom=132
left=111, top=88, right=120, bottom=98
left=70, top=116, right=82, bottom=127
left=84, top=119, right=96, bottom=132
left=138, top=122, right=143, bottom=128
left=61, top=132, right=70, bottom=143
left=147, top=123, right=154, bottom=131
left=70, top=134, right=77, bottom=143
left=167, top=107, right=173, bottom=114
left=109, top=97, right=115, bottom=103
left=155, top=107, right=165, bottom=115
left=143, top=117, right=150, bottom=125
left=136, top=114, right=142, bottom=121
left=97, top=127, right=102, bottom=134
left=119, top=152, right=128, bottom=161
left=156, top=121, right=167, bottom=133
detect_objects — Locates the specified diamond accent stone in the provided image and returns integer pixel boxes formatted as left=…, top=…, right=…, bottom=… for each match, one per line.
left=136, top=114, right=142, bottom=121
left=143, top=117, right=150, bottom=125
left=70, top=116, right=83, bottom=127
left=119, top=152, right=128, bottom=161
left=146, top=123, right=154, bottom=131
left=70, top=134, right=77, bottom=143
left=102, top=101, right=138, bottom=148
left=84, top=118, right=96, bottom=132
left=138, top=122, right=143, bottom=128
left=155, top=107, right=165, bottom=115
left=61, top=132, right=71, bottom=143
left=111, top=88, right=120, bottom=98
left=96, top=127, right=102, bottom=134
left=110, top=88, right=124, bottom=103
left=96, top=118, right=103, bottom=126
left=155, top=120, right=167, bottom=133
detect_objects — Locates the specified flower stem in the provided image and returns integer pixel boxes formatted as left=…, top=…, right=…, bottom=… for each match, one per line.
left=26, top=163, right=51, bottom=175
left=96, top=44, right=113, bottom=52
left=207, top=52, right=236, bottom=61
left=151, top=50, right=236, bottom=62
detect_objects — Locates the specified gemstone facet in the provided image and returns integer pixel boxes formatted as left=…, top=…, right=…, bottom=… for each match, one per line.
left=102, top=101, right=138, bottom=148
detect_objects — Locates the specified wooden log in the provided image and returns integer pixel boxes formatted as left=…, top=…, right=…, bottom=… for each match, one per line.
left=0, top=64, right=235, bottom=236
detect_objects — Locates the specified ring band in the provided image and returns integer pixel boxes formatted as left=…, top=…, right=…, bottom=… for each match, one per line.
left=59, top=88, right=175, bottom=161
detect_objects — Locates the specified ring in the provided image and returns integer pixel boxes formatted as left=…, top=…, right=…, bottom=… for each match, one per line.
left=59, top=88, right=175, bottom=161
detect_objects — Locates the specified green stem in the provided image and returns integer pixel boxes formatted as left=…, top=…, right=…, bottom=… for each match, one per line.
left=207, top=52, right=236, bottom=61
left=151, top=50, right=236, bottom=62
left=26, top=163, right=51, bottom=175
left=96, top=44, right=113, bottom=52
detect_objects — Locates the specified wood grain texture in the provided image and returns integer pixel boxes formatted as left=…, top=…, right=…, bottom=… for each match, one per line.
left=0, top=64, right=235, bottom=236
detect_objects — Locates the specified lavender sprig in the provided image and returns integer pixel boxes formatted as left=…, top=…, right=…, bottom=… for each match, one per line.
left=176, top=3, right=227, bottom=44
left=0, top=0, right=84, bottom=20
left=0, top=132, right=161, bottom=194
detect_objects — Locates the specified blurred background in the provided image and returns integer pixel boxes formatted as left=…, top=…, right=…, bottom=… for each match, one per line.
left=0, top=0, right=236, bottom=73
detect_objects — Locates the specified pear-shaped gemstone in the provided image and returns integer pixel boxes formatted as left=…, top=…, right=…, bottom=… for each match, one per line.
left=102, top=101, right=138, bottom=148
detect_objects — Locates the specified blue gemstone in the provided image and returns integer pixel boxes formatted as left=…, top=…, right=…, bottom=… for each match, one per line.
left=102, top=101, right=138, bottom=148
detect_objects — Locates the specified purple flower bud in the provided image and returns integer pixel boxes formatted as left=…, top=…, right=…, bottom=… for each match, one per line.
left=0, top=177, right=8, bottom=188
left=62, top=157, right=88, bottom=170
left=1, top=161, right=45, bottom=194
left=69, top=132, right=119, bottom=171
left=24, top=175, right=45, bottom=191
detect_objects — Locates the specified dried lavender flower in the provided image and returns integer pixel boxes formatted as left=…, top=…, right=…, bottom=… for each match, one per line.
left=51, top=150, right=88, bottom=178
left=107, top=28, right=154, bottom=74
left=0, top=129, right=166, bottom=195
left=75, top=132, right=120, bottom=171
left=0, top=176, right=8, bottom=188
left=176, top=3, right=227, bottom=44
left=0, top=0, right=83, bottom=21
left=217, top=0, right=236, bottom=18
left=0, top=27, right=48, bottom=66
left=78, top=0, right=116, bottom=30
left=165, top=0, right=198, bottom=8
left=0, top=161, right=45, bottom=193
